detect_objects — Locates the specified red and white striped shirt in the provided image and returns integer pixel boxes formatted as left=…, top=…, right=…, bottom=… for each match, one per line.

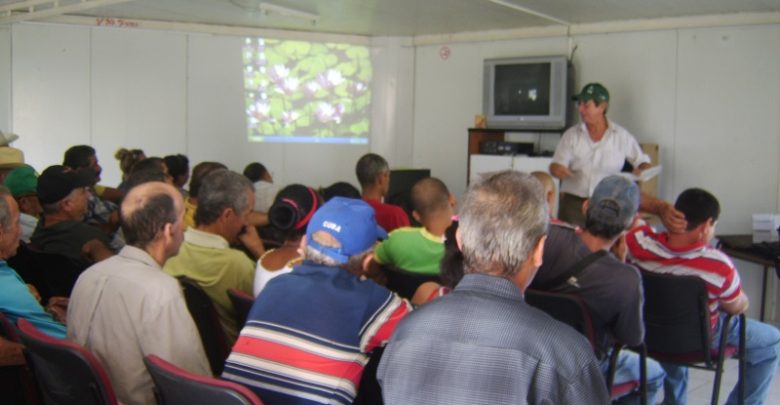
left=626, top=225, right=742, bottom=330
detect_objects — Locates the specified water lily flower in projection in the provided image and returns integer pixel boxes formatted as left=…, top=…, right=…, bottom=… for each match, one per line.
left=304, top=81, right=321, bottom=97
left=252, top=101, right=271, bottom=119
left=317, top=69, right=344, bottom=89
left=275, top=77, right=300, bottom=96
left=282, top=111, right=301, bottom=126
left=269, top=64, right=289, bottom=82
left=316, top=102, right=337, bottom=123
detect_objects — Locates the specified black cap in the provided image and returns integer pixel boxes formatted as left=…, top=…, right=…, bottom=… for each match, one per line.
left=37, top=165, right=94, bottom=204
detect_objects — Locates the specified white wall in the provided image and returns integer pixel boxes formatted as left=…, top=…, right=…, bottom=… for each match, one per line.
left=5, top=22, right=415, bottom=191
left=413, top=24, right=780, bottom=234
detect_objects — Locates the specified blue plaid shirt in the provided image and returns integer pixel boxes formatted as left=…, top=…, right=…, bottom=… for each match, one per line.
left=378, top=273, right=610, bottom=405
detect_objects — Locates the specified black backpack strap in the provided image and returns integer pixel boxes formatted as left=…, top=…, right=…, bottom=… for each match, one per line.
left=537, top=250, right=608, bottom=290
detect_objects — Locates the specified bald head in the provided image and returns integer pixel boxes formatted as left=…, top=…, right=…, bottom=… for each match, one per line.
left=121, top=182, right=183, bottom=249
left=531, top=171, right=556, bottom=212
left=410, top=177, right=451, bottom=219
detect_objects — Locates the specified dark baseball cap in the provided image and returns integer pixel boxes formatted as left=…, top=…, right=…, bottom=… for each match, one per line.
left=37, top=165, right=94, bottom=204
left=572, top=82, right=610, bottom=103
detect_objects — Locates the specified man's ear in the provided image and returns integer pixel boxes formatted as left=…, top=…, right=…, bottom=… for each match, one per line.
left=448, top=193, right=456, bottom=208
left=455, top=227, right=463, bottom=251
left=219, top=207, right=233, bottom=222
left=581, top=199, right=590, bottom=216
left=532, top=235, right=546, bottom=268
left=411, top=210, right=422, bottom=224
left=161, top=222, right=174, bottom=243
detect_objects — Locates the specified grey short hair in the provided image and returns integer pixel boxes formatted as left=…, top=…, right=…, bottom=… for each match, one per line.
left=355, top=153, right=389, bottom=187
left=0, top=186, right=12, bottom=231
left=458, top=170, right=549, bottom=277
left=303, top=245, right=373, bottom=277
left=194, top=169, right=253, bottom=226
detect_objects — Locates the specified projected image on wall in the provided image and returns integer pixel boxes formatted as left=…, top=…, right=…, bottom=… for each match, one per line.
left=243, top=37, right=372, bottom=144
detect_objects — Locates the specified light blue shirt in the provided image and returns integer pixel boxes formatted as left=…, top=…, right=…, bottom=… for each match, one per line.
left=0, top=260, right=66, bottom=339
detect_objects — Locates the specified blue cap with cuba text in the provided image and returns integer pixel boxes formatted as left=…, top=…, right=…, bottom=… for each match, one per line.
left=587, top=175, right=640, bottom=229
left=306, top=197, right=388, bottom=265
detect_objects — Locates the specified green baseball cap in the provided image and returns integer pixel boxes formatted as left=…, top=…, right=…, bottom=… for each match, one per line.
left=572, top=82, right=610, bottom=103
left=4, top=164, right=38, bottom=197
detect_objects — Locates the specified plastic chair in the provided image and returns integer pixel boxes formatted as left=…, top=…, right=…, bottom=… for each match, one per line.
left=177, top=276, right=230, bottom=375
left=525, top=288, right=647, bottom=403
left=16, top=318, right=117, bottom=405
left=0, top=313, right=41, bottom=405
left=227, top=288, right=255, bottom=328
left=640, top=270, right=746, bottom=405
left=144, top=354, right=264, bottom=405
left=7, top=241, right=87, bottom=301
left=383, top=265, right=441, bottom=300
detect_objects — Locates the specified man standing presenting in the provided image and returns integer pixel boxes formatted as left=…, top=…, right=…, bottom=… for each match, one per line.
left=550, top=83, right=652, bottom=226
left=68, top=182, right=210, bottom=405
left=378, top=170, right=608, bottom=404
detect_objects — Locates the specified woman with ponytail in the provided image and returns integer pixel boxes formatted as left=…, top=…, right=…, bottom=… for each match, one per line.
left=253, top=184, right=323, bottom=296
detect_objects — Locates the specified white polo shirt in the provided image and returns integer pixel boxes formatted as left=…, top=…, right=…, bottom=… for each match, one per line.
left=552, top=120, right=650, bottom=198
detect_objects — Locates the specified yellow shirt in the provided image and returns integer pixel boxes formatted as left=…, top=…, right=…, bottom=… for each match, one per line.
left=184, top=198, right=197, bottom=230
left=164, top=228, right=255, bottom=346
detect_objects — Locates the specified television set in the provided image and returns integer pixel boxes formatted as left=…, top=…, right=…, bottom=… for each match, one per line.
left=483, top=55, right=572, bottom=130
left=386, top=169, right=431, bottom=226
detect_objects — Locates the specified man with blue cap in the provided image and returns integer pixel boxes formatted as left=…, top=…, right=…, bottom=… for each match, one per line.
left=222, top=197, right=412, bottom=405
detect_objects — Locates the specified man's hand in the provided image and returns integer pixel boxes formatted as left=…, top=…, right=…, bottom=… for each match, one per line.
left=27, top=284, right=41, bottom=303
left=238, top=225, right=265, bottom=260
left=46, top=297, right=70, bottom=324
left=0, top=337, right=25, bottom=366
left=549, top=162, right=574, bottom=180
left=658, top=203, right=687, bottom=234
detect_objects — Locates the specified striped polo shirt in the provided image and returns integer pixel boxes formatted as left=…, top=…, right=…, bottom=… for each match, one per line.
left=626, top=225, right=742, bottom=330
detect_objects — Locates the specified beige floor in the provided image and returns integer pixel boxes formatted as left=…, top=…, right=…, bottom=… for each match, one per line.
left=684, top=358, right=780, bottom=405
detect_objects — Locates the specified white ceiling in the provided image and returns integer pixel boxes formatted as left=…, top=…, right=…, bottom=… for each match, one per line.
left=3, top=0, right=780, bottom=37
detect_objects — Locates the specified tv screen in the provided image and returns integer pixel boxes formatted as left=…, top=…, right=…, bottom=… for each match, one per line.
left=483, top=56, right=570, bottom=130
left=387, top=169, right=431, bottom=226
left=494, top=63, right=551, bottom=116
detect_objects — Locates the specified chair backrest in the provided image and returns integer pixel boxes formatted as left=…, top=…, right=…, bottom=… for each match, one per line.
left=227, top=288, right=254, bottom=328
left=384, top=265, right=441, bottom=300
left=0, top=312, right=20, bottom=342
left=639, top=270, right=713, bottom=358
left=144, top=354, right=263, bottom=405
left=8, top=242, right=87, bottom=300
left=525, top=289, right=598, bottom=352
left=177, top=276, right=230, bottom=375
left=16, top=318, right=117, bottom=405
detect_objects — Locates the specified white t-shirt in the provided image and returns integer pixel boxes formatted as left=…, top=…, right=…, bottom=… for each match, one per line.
left=552, top=120, right=651, bottom=198
left=253, top=250, right=299, bottom=296
left=253, top=181, right=282, bottom=213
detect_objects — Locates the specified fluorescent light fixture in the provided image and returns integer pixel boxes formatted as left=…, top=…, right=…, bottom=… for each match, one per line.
left=230, top=0, right=319, bottom=24
left=487, top=0, right=569, bottom=25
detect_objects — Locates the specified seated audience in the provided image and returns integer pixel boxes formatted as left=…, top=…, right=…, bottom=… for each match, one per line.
left=369, top=177, right=454, bottom=276
left=627, top=188, right=780, bottom=405
left=0, top=185, right=67, bottom=339
left=164, top=154, right=190, bottom=197
left=164, top=169, right=262, bottom=345
left=62, top=145, right=123, bottom=232
left=122, top=158, right=171, bottom=191
left=114, top=147, right=146, bottom=188
left=253, top=184, right=322, bottom=296
left=529, top=175, right=665, bottom=404
left=377, top=170, right=609, bottom=404
left=321, top=181, right=361, bottom=201
left=222, top=197, right=410, bottom=405
left=183, top=161, right=227, bottom=229
left=31, top=165, right=114, bottom=268
left=4, top=165, right=42, bottom=243
left=355, top=153, right=410, bottom=232
left=68, top=182, right=210, bottom=405
left=244, top=162, right=281, bottom=213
